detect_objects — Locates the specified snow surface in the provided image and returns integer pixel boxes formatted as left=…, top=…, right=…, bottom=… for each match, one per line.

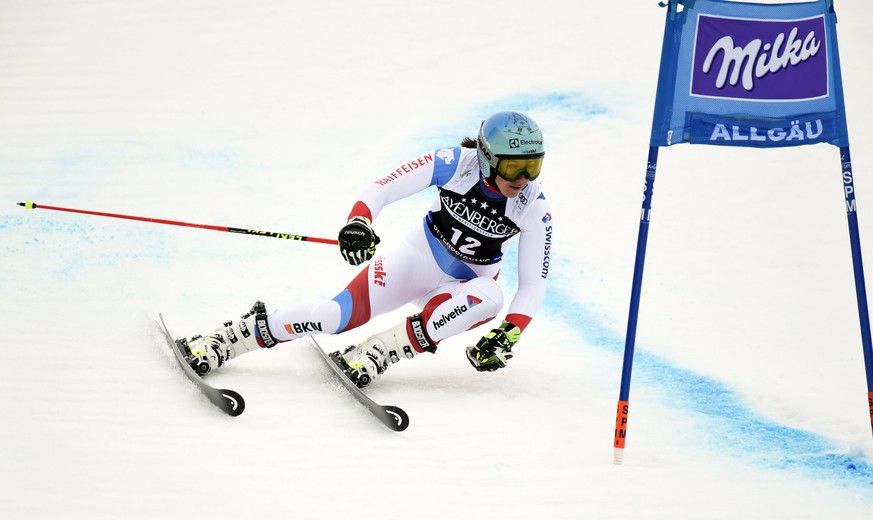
left=2, top=1, right=873, bottom=518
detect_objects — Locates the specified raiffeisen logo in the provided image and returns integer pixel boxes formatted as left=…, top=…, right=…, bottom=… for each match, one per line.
left=691, top=14, right=828, bottom=102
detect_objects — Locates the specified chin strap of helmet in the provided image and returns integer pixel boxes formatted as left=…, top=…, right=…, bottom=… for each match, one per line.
left=480, top=174, right=502, bottom=196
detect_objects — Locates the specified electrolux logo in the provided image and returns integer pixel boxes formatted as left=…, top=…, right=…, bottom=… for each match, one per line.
left=691, top=14, right=828, bottom=101
left=509, top=138, right=520, bottom=148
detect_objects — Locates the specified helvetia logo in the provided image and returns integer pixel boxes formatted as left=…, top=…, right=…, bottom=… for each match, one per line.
left=432, top=304, right=469, bottom=330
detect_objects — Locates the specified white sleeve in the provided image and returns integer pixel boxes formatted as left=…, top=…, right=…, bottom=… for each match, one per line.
left=349, top=150, right=448, bottom=222
left=506, top=194, right=553, bottom=330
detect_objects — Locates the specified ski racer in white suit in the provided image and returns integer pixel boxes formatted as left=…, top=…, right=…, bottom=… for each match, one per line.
left=181, top=111, right=554, bottom=388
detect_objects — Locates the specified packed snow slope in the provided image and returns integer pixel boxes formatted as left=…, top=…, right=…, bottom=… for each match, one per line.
left=2, top=1, right=873, bottom=518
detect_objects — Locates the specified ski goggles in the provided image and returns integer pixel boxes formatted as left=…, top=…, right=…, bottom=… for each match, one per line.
left=495, top=156, right=544, bottom=182
left=477, top=133, right=545, bottom=181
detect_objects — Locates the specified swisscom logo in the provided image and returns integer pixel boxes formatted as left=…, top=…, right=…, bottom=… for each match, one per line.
left=691, top=14, right=828, bottom=102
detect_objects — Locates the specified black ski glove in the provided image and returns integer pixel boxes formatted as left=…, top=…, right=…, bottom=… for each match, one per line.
left=338, top=216, right=380, bottom=266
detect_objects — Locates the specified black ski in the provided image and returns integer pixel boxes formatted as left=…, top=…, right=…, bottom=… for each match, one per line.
left=310, top=338, right=409, bottom=432
left=157, top=313, right=245, bottom=417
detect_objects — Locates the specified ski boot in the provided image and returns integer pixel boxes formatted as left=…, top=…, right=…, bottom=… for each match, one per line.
left=336, top=314, right=437, bottom=388
left=182, top=301, right=281, bottom=376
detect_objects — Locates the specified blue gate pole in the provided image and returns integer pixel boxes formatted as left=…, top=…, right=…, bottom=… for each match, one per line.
left=613, top=146, right=659, bottom=464
left=839, top=146, right=873, bottom=437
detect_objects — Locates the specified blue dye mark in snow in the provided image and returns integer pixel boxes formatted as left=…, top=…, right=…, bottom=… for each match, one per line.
left=2, top=215, right=173, bottom=278
left=509, top=246, right=873, bottom=490
left=413, top=91, right=608, bottom=150
left=476, top=91, right=610, bottom=119
left=448, top=93, right=873, bottom=490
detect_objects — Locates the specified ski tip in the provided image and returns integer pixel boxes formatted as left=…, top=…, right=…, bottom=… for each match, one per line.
left=383, top=405, right=409, bottom=432
left=219, top=389, right=246, bottom=417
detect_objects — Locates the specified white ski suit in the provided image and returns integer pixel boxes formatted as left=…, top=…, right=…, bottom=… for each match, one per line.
left=267, top=145, right=553, bottom=350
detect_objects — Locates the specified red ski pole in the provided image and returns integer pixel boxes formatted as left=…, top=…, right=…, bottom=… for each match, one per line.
left=17, top=201, right=339, bottom=245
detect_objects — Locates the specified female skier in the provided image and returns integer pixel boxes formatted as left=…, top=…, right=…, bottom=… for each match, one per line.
left=181, top=111, right=553, bottom=388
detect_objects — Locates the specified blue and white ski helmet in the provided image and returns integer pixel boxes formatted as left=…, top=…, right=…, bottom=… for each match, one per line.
left=476, top=111, right=545, bottom=182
